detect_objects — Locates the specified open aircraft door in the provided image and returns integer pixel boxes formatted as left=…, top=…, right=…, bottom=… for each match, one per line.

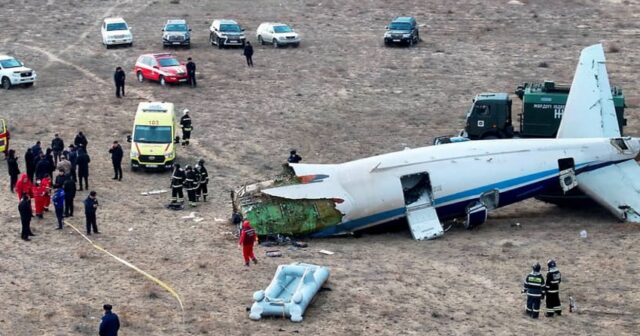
left=400, top=172, right=443, bottom=240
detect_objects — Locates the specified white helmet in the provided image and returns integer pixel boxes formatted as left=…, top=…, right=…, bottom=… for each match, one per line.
left=183, top=108, right=190, bottom=115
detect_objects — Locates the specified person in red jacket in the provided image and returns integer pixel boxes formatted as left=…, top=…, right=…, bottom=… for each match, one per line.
left=33, top=179, right=47, bottom=219
left=238, top=220, right=258, bottom=267
left=15, top=173, right=33, bottom=200
left=41, top=175, right=52, bottom=211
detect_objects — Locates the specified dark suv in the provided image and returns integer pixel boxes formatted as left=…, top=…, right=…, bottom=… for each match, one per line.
left=384, top=17, right=419, bottom=47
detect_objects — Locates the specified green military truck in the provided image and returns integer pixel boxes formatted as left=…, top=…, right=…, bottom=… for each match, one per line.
left=462, top=81, right=626, bottom=139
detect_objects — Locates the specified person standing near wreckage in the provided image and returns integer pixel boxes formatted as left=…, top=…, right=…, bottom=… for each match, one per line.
left=523, top=262, right=545, bottom=319
left=545, top=259, right=562, bottom=317
left=170, top=164, right=185, bottom=204
left=184, top=165, right=198, bottom=207
left=238, top=220, right=258, bottom=267
left=180, top=109, right=192, bottom=146
left=196, top=159, right=209, bottom=202
left=84, top=191, right=100, bottom=235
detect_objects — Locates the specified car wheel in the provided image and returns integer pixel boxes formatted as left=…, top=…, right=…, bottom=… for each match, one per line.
left=210, top=33, right=215, bottom=46
left=160, top=76, right=166, bottom=86
left=128, top=43, right=133, bottom=47
left=137, top=71, right=144, bottom=83
left=258, top=35, right=264, bottom=45
left=23, top=83, right=34, bottom=88
left=408, top=38, right=414, bottom=47
left=292, top=42, right=300, bottom=48
left=1, top=77, right=11, bottom=90
left=217, top=37, right=223, bottom=49
left=273, top=39, right=279, bottom=48
left=131, top=165, right=138, bottom=172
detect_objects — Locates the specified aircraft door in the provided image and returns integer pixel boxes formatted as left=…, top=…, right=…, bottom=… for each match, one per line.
left=558, top=158, right=578, bottom=192
left=400, top=173, right=443, bottom=240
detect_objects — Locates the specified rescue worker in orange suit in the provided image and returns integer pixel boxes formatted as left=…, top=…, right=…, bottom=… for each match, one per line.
left=545, top=259, right=562, bottom=317
left=41, top=174, right=52, bottom=211
left=238, top=220, right=258, bottom=267
left=15, top=173, right=33, bottom=201
left=523, top=262, right=545, bottom=319
left=180, top=109, right=192, bottom=146
left=33, top=179, right=47, bottom=219
left=170, top=164, right=185, bottom=204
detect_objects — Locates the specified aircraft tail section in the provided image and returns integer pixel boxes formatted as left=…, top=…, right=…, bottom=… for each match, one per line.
left=556, top=44, right=621, bottom=139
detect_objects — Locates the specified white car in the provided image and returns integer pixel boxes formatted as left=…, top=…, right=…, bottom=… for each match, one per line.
left=209, top=19, right=246, bottom=48
left=0, top=55, right=37, bottom=89
left=101, top=17, right=133, bottom=48
left=256, top=22, right=300, bottom=48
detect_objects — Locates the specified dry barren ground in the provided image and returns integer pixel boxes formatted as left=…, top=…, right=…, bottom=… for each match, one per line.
left=2, top=0, right=640, bottom=335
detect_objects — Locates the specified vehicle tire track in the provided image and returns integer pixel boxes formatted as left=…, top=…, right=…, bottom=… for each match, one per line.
left=15, top=42, right=155, bottom=102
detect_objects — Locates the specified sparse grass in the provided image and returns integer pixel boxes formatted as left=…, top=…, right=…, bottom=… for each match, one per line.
left=538, top=61, right=549, bottom=68
left=502, top=241, right=514, bottom=248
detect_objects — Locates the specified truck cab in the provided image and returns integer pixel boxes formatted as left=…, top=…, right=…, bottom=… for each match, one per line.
left=464, top=93, right=513, bottom=140
left=128, top=102, right=178, bottom=171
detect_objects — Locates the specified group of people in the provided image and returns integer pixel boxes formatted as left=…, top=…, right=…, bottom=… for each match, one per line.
left=523, top=259, right=563, bottom=319
left=7, top=132, right=108, bottom=240
left=169, top=158, right=209, bottom=207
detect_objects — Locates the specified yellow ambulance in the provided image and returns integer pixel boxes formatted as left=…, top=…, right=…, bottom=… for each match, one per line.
left=128, top=102, right=178, bottom=171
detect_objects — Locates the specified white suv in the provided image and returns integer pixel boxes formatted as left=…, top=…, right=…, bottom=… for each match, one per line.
left=0, top=55, right=37, bottom=89
left=256, top=22, right=300, bottom=48
left=101, top=17, right=133, bottom=48
left=209, top=19, right=246, bottom=48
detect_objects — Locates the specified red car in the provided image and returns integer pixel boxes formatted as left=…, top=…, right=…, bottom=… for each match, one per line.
left=134, top=53, right=188, bottom=86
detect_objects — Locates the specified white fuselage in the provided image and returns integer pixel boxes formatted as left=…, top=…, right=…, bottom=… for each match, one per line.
left=303, top=138, right=639, bottom=236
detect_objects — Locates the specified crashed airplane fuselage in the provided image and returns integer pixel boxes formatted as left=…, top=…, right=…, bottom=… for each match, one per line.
left=232, top=44, right=640, bottom=240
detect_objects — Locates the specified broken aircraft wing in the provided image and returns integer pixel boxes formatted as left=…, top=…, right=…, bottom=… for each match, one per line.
left=577, top=159, right=640, bottom=222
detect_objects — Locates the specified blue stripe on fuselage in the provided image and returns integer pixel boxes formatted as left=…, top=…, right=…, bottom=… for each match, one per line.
left=309, top=159, right=628, bottom=238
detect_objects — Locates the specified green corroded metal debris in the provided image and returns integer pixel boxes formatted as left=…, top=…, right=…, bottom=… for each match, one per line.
left=233, top=165, right=344, bottom=236
left=241, top=197, right=343, bottom=236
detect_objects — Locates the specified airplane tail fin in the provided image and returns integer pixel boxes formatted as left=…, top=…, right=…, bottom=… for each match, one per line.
left=556, top=44, right=621, bottom=139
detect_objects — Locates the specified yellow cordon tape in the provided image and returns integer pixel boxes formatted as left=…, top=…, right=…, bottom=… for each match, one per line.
left=64, top=220, right=185, bottom=315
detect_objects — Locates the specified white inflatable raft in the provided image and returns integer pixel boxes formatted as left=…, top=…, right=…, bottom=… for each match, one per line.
left=249, top=262, right=330, bottom=322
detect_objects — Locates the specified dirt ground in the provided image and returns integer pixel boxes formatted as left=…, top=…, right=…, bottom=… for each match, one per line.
left=2, top=0, right=640, bottom=335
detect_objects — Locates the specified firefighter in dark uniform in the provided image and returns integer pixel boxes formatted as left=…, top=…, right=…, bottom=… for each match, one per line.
left=196, top=158, right=209, bottom=202
left=545, top=259, right=562, bottom=317
left=288, top=150, right=302, bottom=163
left=184, top=165, right=197, bottom=207
left=180, top=109, right=192, bottom=146
left=193, top=163, right=202, bottom=202
left=523, top=262, right=545, bottom=318
left=170, top=164, right=185, bottom=203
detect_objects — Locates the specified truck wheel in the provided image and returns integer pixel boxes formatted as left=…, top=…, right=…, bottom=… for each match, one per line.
left=159, top=76, right=166, bottom=86
left=258, top=35, right=264, bottom=45
left=137, top=71, right=144, bottom=83
left=1, top=77, right=11, bottom=90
